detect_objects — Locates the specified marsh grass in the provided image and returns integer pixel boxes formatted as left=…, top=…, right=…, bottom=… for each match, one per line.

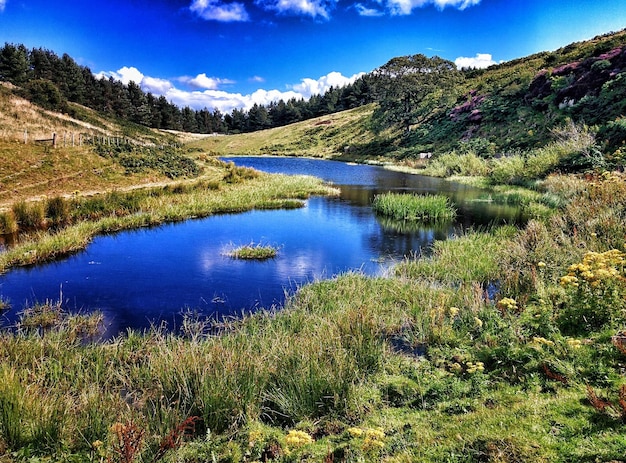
left=372, top=192, right=456, bottom=222
left=228, top=242, right=278, bottom=260
left=0, top=169, right=336, bottom=273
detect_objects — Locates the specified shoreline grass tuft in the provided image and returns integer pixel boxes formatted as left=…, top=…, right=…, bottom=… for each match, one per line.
left=372, top=192, right=456, bottom=222
left=228, top=242, right=279, bottom=260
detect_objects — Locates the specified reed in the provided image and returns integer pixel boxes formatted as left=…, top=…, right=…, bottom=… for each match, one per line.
left=372, top=192, right=456, bottom=222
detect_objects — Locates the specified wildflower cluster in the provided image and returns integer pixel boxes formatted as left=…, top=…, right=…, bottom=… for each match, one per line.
left=497, top=297, right=518, bottom=313
left=466, top=361, right=485, bottom=374
left=285, top=430, right=313, bottom=448
left=348, top=427, right=386, bottom=454
left=443, top=357, right=485, bottom=376
left=531, top=336, right=555, bottom=348
left=560, top=250, right=625, bottom=289
left=558, top=249, right=626, bottom=333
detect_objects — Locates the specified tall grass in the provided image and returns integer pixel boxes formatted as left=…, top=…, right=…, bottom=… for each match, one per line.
left=372, top=193, right=456, bottom=222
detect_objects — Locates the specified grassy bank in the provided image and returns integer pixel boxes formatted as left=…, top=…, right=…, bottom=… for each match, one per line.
left=0, top=171, right=625, bottom=462
left=0, top=161, right=337, bottom=273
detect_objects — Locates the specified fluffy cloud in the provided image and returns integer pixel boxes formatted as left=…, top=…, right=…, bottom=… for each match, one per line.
left=255, top=0, right=339, bottom=19
left=95, top=66, right=144, bottom=85
left=291, top=71, right=365, bottom=98
left=95, top=67, right=364, bottom=113
left=354, top=3, right=384, bottom=16
left=0, top=0, right=6, bottom=12
left=189, top=0, right=249, bottom=22
left=179, top=73, right=235, bottom=90
left=454, top=53, right=499, bottom=69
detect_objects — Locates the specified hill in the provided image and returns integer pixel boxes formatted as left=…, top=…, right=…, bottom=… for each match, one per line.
left=0, top=82, right=210, bottom=209
left=193, top=29, right=626, bottom=171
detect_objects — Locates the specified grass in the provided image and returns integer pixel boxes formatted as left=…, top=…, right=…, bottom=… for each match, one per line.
left=187, top=104, right=392, bottom=160
left=372, top=192, right=456, bottom=222
left=228, top=242, right=279, bottom=260
left=0, top=167, right=337, bottom=273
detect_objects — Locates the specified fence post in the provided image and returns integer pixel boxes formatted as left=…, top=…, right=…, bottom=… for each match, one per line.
left=52, top=133, right=57, bottom=148
left=72, top=132, right=75, bottom=147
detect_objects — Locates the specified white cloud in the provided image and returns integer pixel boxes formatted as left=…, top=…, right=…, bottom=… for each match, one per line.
left=189, top=0, right=249, bottom=22
left=0, top=0, right=6, bottom=12
left=355, top=4, right=384, bottom=16
left=254, top=0, right=339, bottom=19
left=249, top=76, right=266, bottom=83
left=142, top=76, right=175, bottom=94
left=291, top=71, right=366, bottom=98
left=180, top=73, right=235, bottom=89
left=454, top=53, right=499, bottom=69
left=372, top=0, right=479, bottom=16
left=432, top=0, right=480, bottom=10
left=95, top=67, right=364, bottom=113
left=95, top=66, right=144, bottom=85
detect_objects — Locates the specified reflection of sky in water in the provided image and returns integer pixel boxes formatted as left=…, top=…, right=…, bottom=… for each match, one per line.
left=0, top=157, right=522, bottom=335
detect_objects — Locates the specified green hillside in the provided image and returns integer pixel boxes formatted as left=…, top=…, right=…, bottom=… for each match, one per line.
left=194, top=29, right=626, bottom=173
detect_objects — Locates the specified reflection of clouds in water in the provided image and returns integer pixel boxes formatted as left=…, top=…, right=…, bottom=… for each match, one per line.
left=274, top=252, right=328, bottom=281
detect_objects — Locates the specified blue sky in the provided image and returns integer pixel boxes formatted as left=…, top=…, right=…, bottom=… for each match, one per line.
left=1, top=0, right=625, bottom=112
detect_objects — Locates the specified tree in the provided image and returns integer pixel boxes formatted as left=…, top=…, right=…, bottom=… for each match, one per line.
left=371, top=54, right=464, bottom=133
left=23, top=79, right=67, bottom=112
left=247, top=103, right=270, bottom=131
left=0, top=43, right=29, bottom=85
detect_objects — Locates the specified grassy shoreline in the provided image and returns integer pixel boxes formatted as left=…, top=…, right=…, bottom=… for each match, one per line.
left=0, top=163, right=337, bottom=273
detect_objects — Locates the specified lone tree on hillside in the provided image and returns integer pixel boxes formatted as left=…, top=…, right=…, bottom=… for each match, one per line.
left=372, top=54, right=464, bottom=134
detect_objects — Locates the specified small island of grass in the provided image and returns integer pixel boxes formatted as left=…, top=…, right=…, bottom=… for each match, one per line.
left=228, top=242, right=279, bottom=260
left=372, top=192, right=456, bottom=222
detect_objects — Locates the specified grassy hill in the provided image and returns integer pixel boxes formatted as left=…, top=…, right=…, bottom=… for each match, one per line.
left=0, top=82, right=212, bottom=209
left=194, top=29, right=626, bottom=171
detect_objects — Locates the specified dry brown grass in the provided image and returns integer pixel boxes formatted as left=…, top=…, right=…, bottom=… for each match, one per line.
left=0, top=83, right=216, bottom=210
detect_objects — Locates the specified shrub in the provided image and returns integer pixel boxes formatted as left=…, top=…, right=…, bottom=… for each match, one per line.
left=45, top=196, right=70, bottom=227
left=0, top=211, right=18, bottom=235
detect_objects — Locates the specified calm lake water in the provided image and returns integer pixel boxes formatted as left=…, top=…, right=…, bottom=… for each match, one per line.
left=0, top=157, right=520, bottom=335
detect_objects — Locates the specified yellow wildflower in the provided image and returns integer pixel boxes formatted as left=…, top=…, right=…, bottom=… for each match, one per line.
left=285, top=430, right=313, bottom=448
left=449, top=306, right=460, bottom=317
left=348, top=427, right=363, bottom=438
left=532, top=336, right=554, bottom=346
left=474, top=317, right=483, bottom=328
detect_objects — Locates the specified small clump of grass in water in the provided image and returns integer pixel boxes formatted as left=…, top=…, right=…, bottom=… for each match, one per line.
left=228, top=242, right=278, bottom=260
left=372, top=192, right=456, bottom=222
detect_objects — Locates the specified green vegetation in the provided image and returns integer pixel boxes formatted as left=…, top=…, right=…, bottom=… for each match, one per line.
left=228, top=242, right=279, bottom=260
left=0, top=171, right=624, bottom=462
left=372, top=192, right=456, bottom=222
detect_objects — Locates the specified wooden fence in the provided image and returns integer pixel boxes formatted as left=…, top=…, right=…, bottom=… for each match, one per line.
left=1, top=129, right=170, bottom=149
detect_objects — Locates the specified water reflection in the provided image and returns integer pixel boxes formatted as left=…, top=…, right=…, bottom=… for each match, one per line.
left=0, top=157, right=521, bottom=335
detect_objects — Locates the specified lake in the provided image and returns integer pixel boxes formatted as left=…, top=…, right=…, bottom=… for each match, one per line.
left=0, top=157, right=520, bottom=336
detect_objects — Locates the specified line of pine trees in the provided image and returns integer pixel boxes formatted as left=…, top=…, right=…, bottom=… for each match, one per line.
left=0, top=43, right=376, bottom=134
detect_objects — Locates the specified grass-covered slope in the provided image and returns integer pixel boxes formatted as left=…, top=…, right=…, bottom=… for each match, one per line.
left=196, top=29, right=626, bottom=170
